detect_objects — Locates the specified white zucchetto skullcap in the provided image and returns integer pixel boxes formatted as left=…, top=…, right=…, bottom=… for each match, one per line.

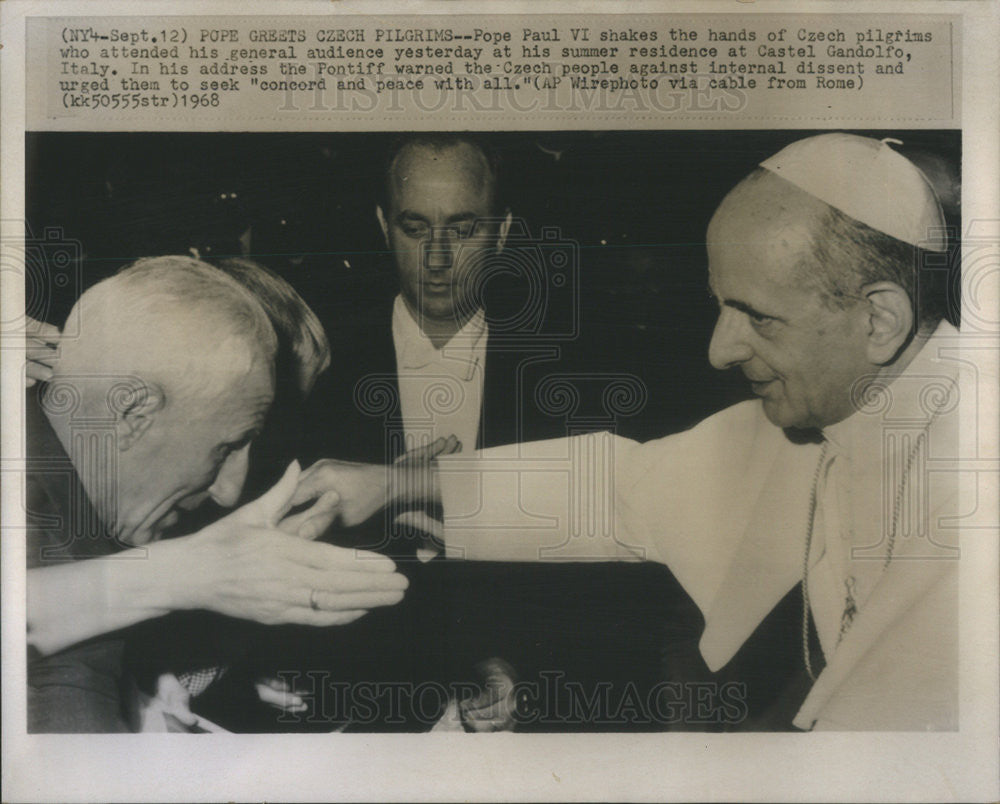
left=760, top=133, right=948, bottom=252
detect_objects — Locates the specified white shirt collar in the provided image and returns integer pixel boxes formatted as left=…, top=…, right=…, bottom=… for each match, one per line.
left=391, top=295, right=487, bottom=380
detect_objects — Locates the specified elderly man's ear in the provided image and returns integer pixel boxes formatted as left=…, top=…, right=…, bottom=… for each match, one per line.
left=114, top=381, right=166, bottom=451
left=862, top=281, right=915, bottom=365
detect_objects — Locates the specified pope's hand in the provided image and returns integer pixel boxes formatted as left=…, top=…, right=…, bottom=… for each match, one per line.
left=156, top=462, right=408, bottom=626
left=291, top=458, right=391, bottom=529
left=291, top=437, right=454, bottom=530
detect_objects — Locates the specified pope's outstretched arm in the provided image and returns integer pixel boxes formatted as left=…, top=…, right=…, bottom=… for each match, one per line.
left=293, top=433, right=652, bottom=562
left=292, top=403, right=770, bottom=624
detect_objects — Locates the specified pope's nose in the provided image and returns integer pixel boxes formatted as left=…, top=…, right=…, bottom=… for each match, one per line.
left=708, top=307, right=754, bottom=370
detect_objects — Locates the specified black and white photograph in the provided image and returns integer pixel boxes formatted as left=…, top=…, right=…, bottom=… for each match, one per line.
left=20, top=128, right=966, bottom=736
left=2, top=3, right=998, bottom=802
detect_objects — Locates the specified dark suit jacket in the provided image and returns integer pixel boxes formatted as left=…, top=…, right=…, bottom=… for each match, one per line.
left=25, top=389, right=130, bottom=732
left=301, top=291, right=577, bottom=459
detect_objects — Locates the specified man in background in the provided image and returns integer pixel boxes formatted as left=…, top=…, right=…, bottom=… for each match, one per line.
left=282, top=134, right=695, bottom=731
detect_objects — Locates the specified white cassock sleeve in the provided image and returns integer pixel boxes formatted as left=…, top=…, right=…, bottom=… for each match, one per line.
left=438, top=432, right=648, bottom=563
left=437, top=401, right=774, bottom=618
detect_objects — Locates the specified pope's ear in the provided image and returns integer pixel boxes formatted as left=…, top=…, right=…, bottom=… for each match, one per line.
left=375, top=205, right=390, bottom=247
left=114, top=381, right=166, bottom=451
left=862, top=281, right=915, bottom=364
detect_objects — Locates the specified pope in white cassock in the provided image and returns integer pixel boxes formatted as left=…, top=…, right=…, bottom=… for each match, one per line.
left=296, top=133, right=971, bottom=731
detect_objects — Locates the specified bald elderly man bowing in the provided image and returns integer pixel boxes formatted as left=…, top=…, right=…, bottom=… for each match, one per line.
left=296, top=134, right=969, bottom=731
left=26, top=256, right=408, bottom=732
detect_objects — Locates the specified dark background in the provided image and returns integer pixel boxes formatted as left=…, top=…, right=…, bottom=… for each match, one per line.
left=25, top=129, right=961, bottom=439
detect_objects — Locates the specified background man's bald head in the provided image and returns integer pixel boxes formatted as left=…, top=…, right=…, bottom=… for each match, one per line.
left=382, top=135, right=502, bottom=215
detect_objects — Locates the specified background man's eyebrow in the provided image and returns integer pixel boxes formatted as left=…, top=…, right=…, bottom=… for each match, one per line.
left=396, top=211, right=479, bottom=226
left=444, top=212, right=478, bottom=223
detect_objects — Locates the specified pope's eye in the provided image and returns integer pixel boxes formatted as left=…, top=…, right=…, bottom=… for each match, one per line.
left=747, top=311, right=777, bottom=332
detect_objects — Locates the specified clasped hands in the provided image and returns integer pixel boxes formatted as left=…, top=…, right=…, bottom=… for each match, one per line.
left=147, top=435, right=458, bottom=629
left=151, top=460, right=410, bottom=628
left=24, top=316, right=450, bottom=635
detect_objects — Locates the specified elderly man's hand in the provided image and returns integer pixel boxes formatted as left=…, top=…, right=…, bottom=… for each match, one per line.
left=156, top=463, right=409, bottom=627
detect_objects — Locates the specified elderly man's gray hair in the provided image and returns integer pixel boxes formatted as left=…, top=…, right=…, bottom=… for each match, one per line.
left=59, top=255, right=278, bottom=407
